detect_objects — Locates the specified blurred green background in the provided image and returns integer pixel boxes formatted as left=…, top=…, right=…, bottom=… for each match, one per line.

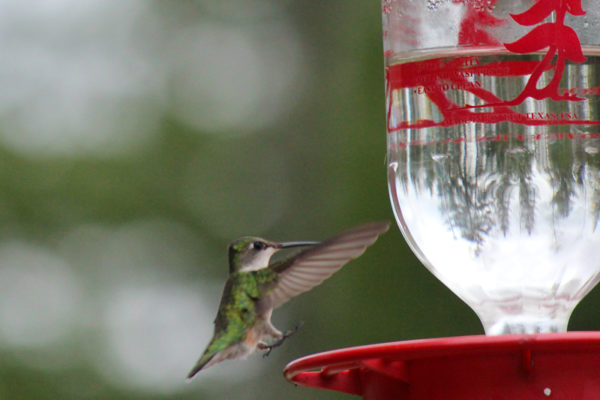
left=1, top=1, right=599, bottom=399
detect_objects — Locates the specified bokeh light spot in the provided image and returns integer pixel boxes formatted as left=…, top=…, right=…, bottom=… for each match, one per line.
left=0, top=241, right=82, bottom=348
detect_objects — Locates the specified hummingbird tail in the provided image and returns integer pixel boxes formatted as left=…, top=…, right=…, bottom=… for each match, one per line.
left=187, top=341, right=252, bottom=379
left=186, top=353, right=216, bottom=380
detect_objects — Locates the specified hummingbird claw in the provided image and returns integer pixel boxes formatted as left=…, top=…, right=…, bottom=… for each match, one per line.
left=261, top=321, right=304, bottom=358
left=283, top=320, right=304, bottom=338
left=262, top=348, right=273, bottom=358
left=294, top=320, right=304, bottom=333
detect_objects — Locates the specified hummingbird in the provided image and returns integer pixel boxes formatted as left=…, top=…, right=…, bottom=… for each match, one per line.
left=186, top=221, right=390, bottom=379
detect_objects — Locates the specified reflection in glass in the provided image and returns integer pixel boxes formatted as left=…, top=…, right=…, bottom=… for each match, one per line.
left=389, top=130, right=600, bottom=334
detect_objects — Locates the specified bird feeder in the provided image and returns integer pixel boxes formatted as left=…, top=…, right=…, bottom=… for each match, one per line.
left=285, top=0, right=600, bottom=398
left=285, top=332, right=600, bottom=399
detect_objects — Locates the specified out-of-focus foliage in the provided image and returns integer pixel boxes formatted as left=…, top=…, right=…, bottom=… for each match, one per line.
left=0, top=1, right=597, bottom=400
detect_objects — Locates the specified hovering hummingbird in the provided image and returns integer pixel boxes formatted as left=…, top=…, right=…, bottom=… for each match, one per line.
left=186, top=221, right=390, bottom=379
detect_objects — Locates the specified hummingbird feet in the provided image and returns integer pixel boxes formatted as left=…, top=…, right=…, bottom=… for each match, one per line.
left=261, top=321, right=304, bottom=358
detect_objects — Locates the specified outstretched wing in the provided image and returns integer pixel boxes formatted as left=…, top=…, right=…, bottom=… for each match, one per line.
left=265, top=221, right=390, bottom=309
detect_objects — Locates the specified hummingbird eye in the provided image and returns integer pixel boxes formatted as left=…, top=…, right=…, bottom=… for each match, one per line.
left=252, top=241, right=266, bottom=250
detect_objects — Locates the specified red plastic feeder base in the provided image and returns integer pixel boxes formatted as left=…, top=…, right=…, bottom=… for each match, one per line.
left=284, top=332, right=600, bottom=399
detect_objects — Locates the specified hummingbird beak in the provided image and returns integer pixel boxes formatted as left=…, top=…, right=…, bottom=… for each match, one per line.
left=277, top=241, right=319, bottom=249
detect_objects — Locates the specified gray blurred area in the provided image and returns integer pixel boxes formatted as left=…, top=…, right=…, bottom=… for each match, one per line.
left=0, top=1, right=598, bottom=399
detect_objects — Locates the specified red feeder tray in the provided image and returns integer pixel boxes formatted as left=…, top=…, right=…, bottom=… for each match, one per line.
left=284, top=332, right=600, bottom=399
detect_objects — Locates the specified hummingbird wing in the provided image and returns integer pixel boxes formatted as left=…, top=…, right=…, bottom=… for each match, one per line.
left=264, top=221, right=390, bottom=309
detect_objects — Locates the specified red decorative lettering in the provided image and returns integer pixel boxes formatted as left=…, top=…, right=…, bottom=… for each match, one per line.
left=386, top=0, right=597, bottom=131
